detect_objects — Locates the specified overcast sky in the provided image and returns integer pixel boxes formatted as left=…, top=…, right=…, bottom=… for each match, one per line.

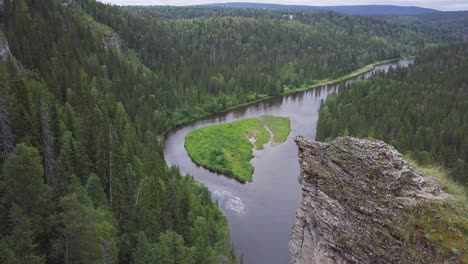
left=98, top=0, right=468, bottom=11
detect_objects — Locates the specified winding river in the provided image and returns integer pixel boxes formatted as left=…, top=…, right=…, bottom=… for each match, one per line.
left=164, top=59, right=413, bottom=264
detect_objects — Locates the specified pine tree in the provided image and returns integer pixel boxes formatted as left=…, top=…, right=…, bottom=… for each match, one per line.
left=156, top=230, right=195, bottom=264
left=85, top=173, right=108, bottom=208
left=2, top=204, right=45, bottom=264
left=1, top=144, right=51, bottom=235
left=52, top=192, right=103, bottom=264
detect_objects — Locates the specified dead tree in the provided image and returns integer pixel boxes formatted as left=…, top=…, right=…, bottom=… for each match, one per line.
left=0, top=93, right=14, bottom=160
left=39, top=96, right=56, bottom=187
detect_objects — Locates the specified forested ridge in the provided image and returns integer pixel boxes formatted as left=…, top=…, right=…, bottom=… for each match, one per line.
left=0, top=0, right=234, bottom=263
left=317, top=42, right=468, bottom=186
left=82, top=2, right=444, bottom=127
left=0, top=0, right=457, bottom=263
left=377, top=11, right=468, bottom=41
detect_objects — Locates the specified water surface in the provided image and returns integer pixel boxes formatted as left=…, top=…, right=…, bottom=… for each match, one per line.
left=164, top=59, right=413, bottom=264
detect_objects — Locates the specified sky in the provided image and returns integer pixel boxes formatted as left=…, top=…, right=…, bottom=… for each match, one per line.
left=98, top=0, right=468, bottom=11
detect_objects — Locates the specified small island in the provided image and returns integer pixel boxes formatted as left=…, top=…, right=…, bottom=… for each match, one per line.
left=185, top=116, right=291, bottom=182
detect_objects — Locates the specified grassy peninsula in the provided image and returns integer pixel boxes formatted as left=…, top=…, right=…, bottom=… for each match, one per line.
left=185, top=116, right=291, bottom=182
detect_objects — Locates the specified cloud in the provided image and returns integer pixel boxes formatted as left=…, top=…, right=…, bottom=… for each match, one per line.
left=98, top=0, right=468, bottom=11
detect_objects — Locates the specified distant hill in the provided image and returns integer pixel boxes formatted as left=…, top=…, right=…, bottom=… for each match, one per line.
left=377, top=11, right=468, bottom=40
left=202, top=3, right=439, bottom=15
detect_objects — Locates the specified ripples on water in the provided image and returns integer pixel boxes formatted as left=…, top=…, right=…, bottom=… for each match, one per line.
left=213, top=190, right=246, bottom=215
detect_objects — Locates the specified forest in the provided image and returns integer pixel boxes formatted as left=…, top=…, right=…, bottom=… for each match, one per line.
left=0, top=0, right=234, bottom=263
left=377, top=11, right=468, bottom=40
left=0, top=0, right=465, bottom=263
left=316, top=42, right=468, bottom=186
left=81, top=2, right=445, bottom=128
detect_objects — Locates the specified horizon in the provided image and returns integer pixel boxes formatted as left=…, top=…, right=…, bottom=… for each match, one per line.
left=97, top=0, right=468, bottom=11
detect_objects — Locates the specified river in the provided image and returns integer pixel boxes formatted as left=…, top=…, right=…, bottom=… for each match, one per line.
left=163, top=59, right=413, bottom=264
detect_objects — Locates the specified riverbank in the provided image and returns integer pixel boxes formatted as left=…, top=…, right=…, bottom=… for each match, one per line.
left=184, top=116, right=291, bottom=182
left=162, top=59, right=414, bottom=264
left=160, top=58, right=405, bottom=146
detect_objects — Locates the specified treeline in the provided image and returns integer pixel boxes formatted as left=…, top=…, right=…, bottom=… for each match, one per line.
left=80, top=1, right=442, bottom=126
left=0, top=0, right=234, bottom=263
left=377, top=11, right=468, bottom=41
left=316, top=42, right=468, bottom=186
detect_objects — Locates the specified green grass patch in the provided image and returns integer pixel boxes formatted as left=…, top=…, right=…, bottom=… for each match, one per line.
left=402, top=160, right=468, bottom=263
left=185, top=116, right=290, bottom=182
left=261, top=116, right=291, bottom=144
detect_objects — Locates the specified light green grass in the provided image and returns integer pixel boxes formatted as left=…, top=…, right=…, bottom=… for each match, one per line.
left=185, top=116, right=291, bottom=182
left=261, top=116, right=291, bottom=144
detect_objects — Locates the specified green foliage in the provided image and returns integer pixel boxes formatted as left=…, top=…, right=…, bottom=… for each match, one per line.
left=155, top=230, right=196, bottom=264
left=78, top=1, right=445, bottom=129
left=0, top=0, right=235, bottom=263
left=132, top=233, right=158, bottom=264
left=378, top=11, right=468, bottom=41
left=0, top=205, right=45, bottom=264
left=185, top=116, right=291, bottom=182
left=317, top=43, right=468, bottom=187
left=1, top=144, right=51, bottom=236
left=85, top=173, right=108, bottom=208
left=52, top=192, right=105, bottom=263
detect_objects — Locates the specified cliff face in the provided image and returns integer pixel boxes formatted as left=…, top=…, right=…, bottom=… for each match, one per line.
left=290, top=136, right=451, bottom=264
left=0, top=30, right=12, bottom=63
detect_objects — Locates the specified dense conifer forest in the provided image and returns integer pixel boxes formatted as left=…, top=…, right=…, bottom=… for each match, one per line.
left=82, top=3, right=443, bottom=127
left=0, top=0, right=465, bottom=263
left=317, top=42, right=468, bottom=186
left=0, top=0, right=234, bottom=262
left=377, top=11, right=468, bottom=40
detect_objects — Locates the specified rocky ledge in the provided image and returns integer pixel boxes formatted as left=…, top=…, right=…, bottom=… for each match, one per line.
left=290, top=136, right=453, bottom=264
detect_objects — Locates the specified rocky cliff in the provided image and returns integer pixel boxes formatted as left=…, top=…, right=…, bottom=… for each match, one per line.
left=290, top=136, right=459, bottom=264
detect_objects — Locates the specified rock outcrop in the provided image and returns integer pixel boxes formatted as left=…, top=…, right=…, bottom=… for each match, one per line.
left=0, top=30, right=12, bottom=64
left=61, top=0, right=73, bottom=6
left=103, top=33, right=120, bottom=50
left=290, top=136, right=451, bottom=264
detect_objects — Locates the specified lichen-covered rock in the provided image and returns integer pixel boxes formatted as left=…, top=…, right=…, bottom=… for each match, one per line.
left=103, top=33, right=120, bottom=50
left=290, top=136, right=451, bottom=264
left=61, top=0, right=73, bottom=6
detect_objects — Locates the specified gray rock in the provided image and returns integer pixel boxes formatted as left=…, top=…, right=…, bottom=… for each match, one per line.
left=61, top=0, right=73, bottom=6
left=0, top=30, right=12, bottom=64
left=103, top=33, right=120, bottom=50
left=290, top=136, right=450, bottom=264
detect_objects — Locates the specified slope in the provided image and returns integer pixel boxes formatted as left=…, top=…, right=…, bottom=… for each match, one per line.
left=0, top=0, right=234, bottom=263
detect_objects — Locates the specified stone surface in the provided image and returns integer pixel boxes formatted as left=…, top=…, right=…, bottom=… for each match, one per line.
left=0, top=30, right=12, bottom=63
left=290, top=136, right=449, bottom=264
left=103, top=33, right=120, bottom=50
left=61, top=0, right=73, bottom=6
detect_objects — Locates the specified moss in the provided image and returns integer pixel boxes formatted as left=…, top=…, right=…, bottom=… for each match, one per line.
left=402, top=160, right=468, bottom=263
